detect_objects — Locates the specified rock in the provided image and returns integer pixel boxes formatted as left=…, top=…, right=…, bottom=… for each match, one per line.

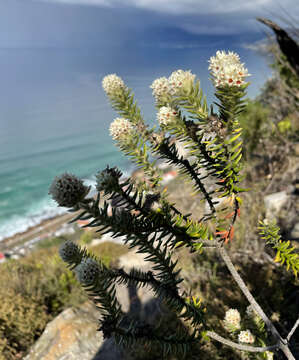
left=24, top=249, right=164, bottom=360
left=23, top=300, right=103, bottom=360
left=264, top=191, right=290, bottom=219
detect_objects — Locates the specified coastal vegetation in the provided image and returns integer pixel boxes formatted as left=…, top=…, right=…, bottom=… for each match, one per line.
left=0, top=233, right=128, bottom=360
left=0, top=17, right=298, bottom=360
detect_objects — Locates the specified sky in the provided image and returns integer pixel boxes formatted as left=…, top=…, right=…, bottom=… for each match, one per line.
left=1, top=0, right=298, bottom=49
left=0, top=0, right=298, bottom=100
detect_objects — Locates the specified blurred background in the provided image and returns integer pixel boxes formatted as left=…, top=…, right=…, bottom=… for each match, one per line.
left=1, top=0, right=297, bottom=240
left=0, top=0, right=299, bottom=240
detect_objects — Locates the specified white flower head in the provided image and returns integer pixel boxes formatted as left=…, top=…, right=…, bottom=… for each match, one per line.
left=238, top=330, right=255, bottom=344
left=157, top=106, right=178, bottom=126
left=102, top=74, right=127, bottom=97
left=224, top=308, right=241, bottom=330
left=150, top=77, right=172, bottom=102
left=208, top=50, right=250, bottom=88
left=109, top=117, right=134, bottom=140
left=169, top=69, right=196, bottom=95
left=266, top=351, right=274, bottom=360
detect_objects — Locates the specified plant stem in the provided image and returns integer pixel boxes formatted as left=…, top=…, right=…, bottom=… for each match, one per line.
left=206, top=331, right=278, bottom=352
left=287, top=317, right=299, bottom=342
left=217, top=245, right=296, bottom=360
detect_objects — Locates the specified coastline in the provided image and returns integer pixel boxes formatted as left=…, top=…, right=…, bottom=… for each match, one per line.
left=0, top=164, right=178, bottom=256
left=0, top=212, right=75, bottom=253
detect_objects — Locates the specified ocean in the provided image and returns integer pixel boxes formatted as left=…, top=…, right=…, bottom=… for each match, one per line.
left=0, top=45, right=271, bottom=241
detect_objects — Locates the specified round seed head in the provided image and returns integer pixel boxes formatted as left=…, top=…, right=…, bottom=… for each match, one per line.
left=59, top=240, right=81, bottom=264
left=49, top=173, right=89, bottom=207
left=75, top=258, right=100, bottom=285
left=96, top=166, right=122, bottom=193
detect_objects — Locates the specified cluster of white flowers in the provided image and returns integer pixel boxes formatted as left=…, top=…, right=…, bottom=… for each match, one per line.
left=224, top=309, right=241, bottom=329
left=150, top=70, right=196, bottom=102
left=109, top=117, right=134, bottom=140
left=102, top=74, right=127, bottom=97
left=238, top=330, right=255, bottom=344
left=168, top=69, right=196, bottom=95
left=208, top=50, right=250, bottom=88
left=150, top=77, right=172, bottom=102
left=157, top=106, right=178, bottom=126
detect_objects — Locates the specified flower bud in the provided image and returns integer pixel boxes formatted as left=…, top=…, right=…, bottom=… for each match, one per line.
left=75, top=258, right=100, bottom=286
left=49, top=173, right=89, bottom=208
left=238, top=330, right=255, bottom=344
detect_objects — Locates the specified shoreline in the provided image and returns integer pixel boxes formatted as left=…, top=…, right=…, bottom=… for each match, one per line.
left=0, top=164, right=177, bottom=255
left=0, top=212, right=76, bottom=253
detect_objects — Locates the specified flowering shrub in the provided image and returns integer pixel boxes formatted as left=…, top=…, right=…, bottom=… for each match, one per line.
left=49, top=50, right=299, bottom=359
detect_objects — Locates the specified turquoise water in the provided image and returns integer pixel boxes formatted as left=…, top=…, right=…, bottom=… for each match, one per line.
left=0, top=46, right=271, bottom=241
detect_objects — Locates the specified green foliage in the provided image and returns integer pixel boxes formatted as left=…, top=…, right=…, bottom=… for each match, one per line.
left=238, top=100, right=271, bottom=157
left=172, top=79, right=209, bottom=119
left=271, top=52, right=299, bottom=92
left=36, top=235, right=66, bottom=249
left=259, top=220, right=299, bottom=277
left=214, top=84, right=249, bottom=127
left=79, top=230, right=94, bottom=245
left=277, top=117, right=292, bottom=134
left=0, top=247, right=86, bottom=359
left=0, top=289, right=49, bottom=360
